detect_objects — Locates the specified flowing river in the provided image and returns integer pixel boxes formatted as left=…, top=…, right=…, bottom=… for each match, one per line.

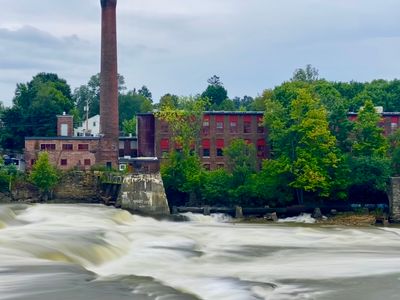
left=0, top=204, right=400, bottom=300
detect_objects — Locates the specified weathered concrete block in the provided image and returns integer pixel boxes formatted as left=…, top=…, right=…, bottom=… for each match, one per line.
left=312, top=207, right=323, bottom=219
left=389, top=177, right=400, bottom=223
left=235, top=206, right=243, bottom=218
left=117, top=173, right=170, bottom=216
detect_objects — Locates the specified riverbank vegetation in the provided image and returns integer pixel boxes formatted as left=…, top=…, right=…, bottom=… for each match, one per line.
left=1, top=66, right=400, bottom=206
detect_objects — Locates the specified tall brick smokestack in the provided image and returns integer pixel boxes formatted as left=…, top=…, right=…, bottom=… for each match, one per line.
left=99, top=0, right=119, bottom=167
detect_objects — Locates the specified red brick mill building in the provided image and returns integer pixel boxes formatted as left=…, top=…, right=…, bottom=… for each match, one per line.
left=137, top=111, right=269, bottom=170
left=24, top=111, right=269, bottom=172
left=24, top=109, right=400, bottom=173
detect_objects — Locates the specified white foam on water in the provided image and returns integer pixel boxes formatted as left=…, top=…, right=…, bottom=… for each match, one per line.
left=278, top=213, right=316, bottom=224
left=180, top=212, right=232, bottom=223
left=1, top=204, right=400, bottom=300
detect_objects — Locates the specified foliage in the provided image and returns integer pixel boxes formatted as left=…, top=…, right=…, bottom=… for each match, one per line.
left=29, top=152, right=59, bottom=199
left=1, top=73, right=74, bottom=150
left=155, top=96, right=208, bottom=155
left=161, top=151, right=203, bottom=206
left=73, top=73, right=126, bottom=119
left=264, top=88, right=340, bottom=203
left=346, top=155, right=390, bottom=201
left=122, top=116, right=137, bottom=136
left=251, top=159, right=294, bottom=206
left=389, top=129, right=400, bottom=176
left=158, top=94, right=179, bottom=108
left=201, top=75, right=228, bottom=109
left=291, top=64, right=319, bottom=82
left=138, top=85, right=152, bottom=100
left=200, top=169, right=232, bottom=206
left=0, top=158, right=19, bottom=193
left=119, top=90, right=152, bottom=127
left=352, top=99, right=388, bottom=157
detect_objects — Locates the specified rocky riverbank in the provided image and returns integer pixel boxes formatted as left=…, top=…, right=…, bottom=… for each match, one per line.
left=236, top=212, right=385, bottom=226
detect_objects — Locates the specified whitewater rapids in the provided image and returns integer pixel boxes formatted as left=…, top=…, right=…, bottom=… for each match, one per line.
left=0, top=204, right=399, bottom=300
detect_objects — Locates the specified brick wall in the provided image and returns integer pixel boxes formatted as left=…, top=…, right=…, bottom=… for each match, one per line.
left=149, top=112, right=268, bottom=170
left=25, top=138, right=100, bottom=171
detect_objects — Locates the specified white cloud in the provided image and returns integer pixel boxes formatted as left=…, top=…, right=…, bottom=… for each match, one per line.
left=1, top=0, right=400, bottom=105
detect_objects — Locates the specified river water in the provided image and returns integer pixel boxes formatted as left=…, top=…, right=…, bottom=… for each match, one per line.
left=0, top=204, right=400, bottom=300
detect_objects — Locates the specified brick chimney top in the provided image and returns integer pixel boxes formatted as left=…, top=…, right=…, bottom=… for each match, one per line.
left=101, top=0, right=117, bottom=8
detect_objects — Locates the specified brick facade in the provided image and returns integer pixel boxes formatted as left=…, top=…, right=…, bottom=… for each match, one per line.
left=99, top=0, right=119, bottom=168
left=57, top=115, right=74, bottom=137
left=138, top=112, right=268, bottom=170
left=348, top=112, right=400, bottom=136
left=25, top=137, right=100, bottom=171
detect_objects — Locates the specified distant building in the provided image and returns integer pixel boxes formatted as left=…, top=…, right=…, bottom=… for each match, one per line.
left=74, top=115, right=100, bottom=137
left=25, top=114, right=138, bottom=171
left=137, top=111, right=268, bottom=171
left=348, top=111, right=400, bottom=136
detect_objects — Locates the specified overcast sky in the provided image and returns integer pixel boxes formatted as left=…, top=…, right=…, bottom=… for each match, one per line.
left=1, top=0, right=400, bottom=106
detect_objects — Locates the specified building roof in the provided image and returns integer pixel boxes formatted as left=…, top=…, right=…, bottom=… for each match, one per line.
left=348, top=112, right=400, bottom=116
left=25, top=136, right=101, bottom=141
left=137, top=111, right=264, bottom=116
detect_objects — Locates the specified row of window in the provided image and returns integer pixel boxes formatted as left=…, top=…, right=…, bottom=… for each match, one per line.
left=203, top=116, right=264, bottom=135
left=160, top=116, right=265, bottom=134
left=60, top=159, right=91, bottom=166
left=31, top=158, right=92, bottom=166
left=159, top=138, right=267, bottom=158
left=40, top=144, right=89, bottom=151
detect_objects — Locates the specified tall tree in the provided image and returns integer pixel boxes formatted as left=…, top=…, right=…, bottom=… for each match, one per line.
left=352, top=99, right=388, bottom=157
left=264, top=88, right=340, bottom=203
left=291, top=64, right=319, bottom=82
left=138, top=85, right=152, bottom=101
left=157, top=96, right=208, bottom=205
left=73, top=73, right=126, bottom=119
left=201, top=75, right=228, bottom=109
left=1, top=73, right=74, bottom=150
left=29, top=152, right=59, bottom=201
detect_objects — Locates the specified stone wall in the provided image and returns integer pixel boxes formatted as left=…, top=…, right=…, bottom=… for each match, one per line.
left=53, top=171, right=100, bottom=202
left=117, top=173, right=170, bottom=215
left=389, top=177, right=400, bottom=222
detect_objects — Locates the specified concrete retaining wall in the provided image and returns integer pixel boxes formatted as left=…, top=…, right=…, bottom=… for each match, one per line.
left=117, top=173, right=170, bottom=215
left=389, top=177, right=400, bottom=222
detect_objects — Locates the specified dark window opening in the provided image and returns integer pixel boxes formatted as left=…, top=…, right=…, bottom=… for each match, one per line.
left=203, top=164, right=211, bottom=171
left=60, top=159, right=67, bottom=166
left=244, top=122, right=252, bottom=133
left=203, top=148, right=210, bottom=157
left=40, top=144, right=56, bottom=151
left=84, top=159, right=91, bottom=166
left=78, top=144, right=89, bottom=151
left=217, top=148, right=224, bottom=157
left=62, top=144, right=73, bottom=151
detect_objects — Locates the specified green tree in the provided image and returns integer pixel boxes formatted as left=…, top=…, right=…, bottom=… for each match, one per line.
left=122, top=116, right=137, bottom=136
left=224, top=139, right=257, bottom=206
left=157, top=96, right=208, bottom=205
left=119, top=90, right=152, bottom=128
left=156, top=96, right=208, bottom=155
left=200, top=169, right=231, bottom=206
left=291, top=64, right=319, bottom=82
left=1, top=73, right=74, bottom=150
left=264, top=89, right=340, bottom=203
left=73, top=73, right=126, bottom=119
left=158, top=94, right=179, bottom=109
left=347, top=99, right=390, bottom=201
left=29, top=152, right=59, bottom=200
left=389, top=129, right=400, bottom=176
left=251, top=159, right=294, bottom=206
left=352, top=99, right=388, bottom=157
left=201, top=75, right=228, bottom=109
left=138, top=85, right=152, bottom=101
